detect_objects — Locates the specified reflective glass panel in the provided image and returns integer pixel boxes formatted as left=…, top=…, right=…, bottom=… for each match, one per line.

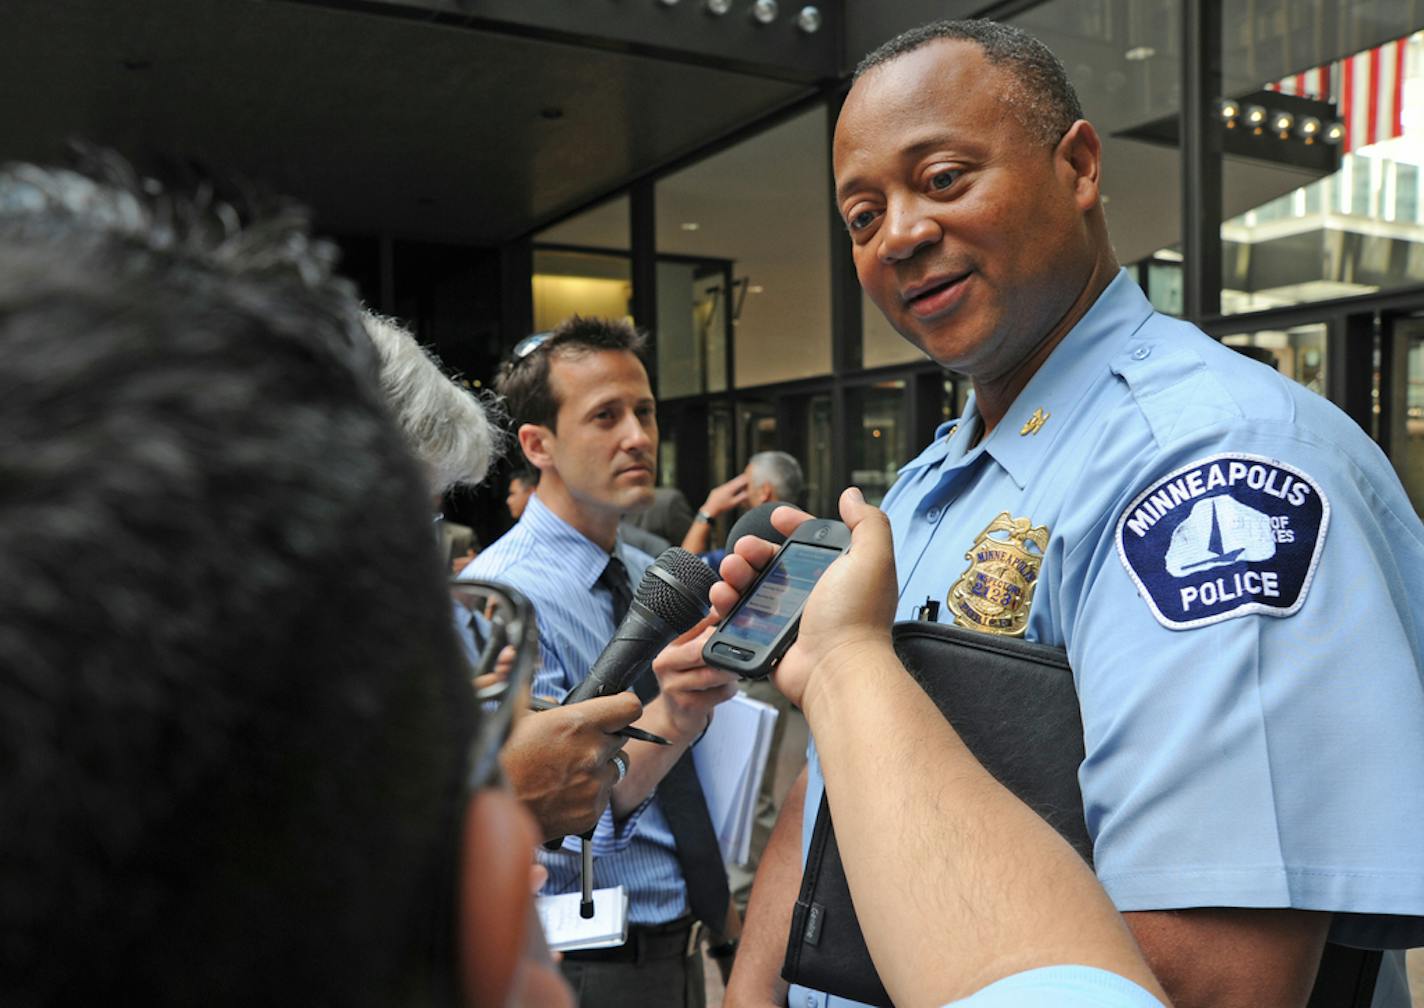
left=1221, top=323, right=1328, bottom=394
left=656, top=259, right=729, bottom=398
left=530, top=249, right=632, bottom=333
left=1221, top=14, right=1424, bottom=313
left=1387, top=315, right=1424, bottom=512
left=846, top=381, right=909, bottom=506
left=657, top=106, right=832, bottom=387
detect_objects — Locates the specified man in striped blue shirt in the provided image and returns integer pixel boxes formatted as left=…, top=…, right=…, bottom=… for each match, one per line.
left=463, top=315, right=740, bottom=1008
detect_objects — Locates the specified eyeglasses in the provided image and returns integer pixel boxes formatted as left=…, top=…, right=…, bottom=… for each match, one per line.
left=511, top=330, right=554, bottom=363
left=449, top=578, right=538, bottom=792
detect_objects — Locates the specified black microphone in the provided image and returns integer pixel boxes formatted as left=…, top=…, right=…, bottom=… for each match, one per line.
left=724, top=500, right=794, bottom=554
left=562, top=547, right=720, bottom=705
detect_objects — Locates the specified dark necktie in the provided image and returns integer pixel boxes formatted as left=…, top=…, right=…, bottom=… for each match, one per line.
left=597, top=554, right=634, bottom=625
left=596, top=553, right=730, bottom=932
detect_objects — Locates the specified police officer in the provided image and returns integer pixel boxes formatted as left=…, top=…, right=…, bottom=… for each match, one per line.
left=726, top=20, right=1424, bottom=1008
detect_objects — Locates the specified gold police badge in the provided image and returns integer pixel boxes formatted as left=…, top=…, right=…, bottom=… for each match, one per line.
left=947, top=512, right=1049, bottom=637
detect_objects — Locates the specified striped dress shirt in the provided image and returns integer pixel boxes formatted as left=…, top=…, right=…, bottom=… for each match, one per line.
left=461, top=493, right=689, bottom=924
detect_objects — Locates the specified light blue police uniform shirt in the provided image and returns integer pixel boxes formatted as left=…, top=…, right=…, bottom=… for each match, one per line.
left=791, top=269, right=1424, bottom=1008
left=461, top=493, right=689, bottom=925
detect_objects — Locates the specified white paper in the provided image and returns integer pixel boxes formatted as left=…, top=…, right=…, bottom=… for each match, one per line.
left=692, top=692, right=779, bottom=865
left=535, top=886, right=629, bottom=952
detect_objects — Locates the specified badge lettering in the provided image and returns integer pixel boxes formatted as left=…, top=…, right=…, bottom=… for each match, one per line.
left=1116, top=454, right=1329, bottom=630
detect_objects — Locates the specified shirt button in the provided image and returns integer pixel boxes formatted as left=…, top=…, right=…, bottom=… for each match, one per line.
left=926, top=507, right=941, bottom=522
left=804, top=995, right=819, bottom=1008
left=1132, top=345, right=1151, bottom=360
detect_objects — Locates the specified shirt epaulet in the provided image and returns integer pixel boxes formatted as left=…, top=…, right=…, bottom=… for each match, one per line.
left=1109, top=315, right=1296, bottom=450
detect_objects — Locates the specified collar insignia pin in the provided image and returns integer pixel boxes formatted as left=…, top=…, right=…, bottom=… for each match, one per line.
left=1020, top=408, right=1050, bottom=436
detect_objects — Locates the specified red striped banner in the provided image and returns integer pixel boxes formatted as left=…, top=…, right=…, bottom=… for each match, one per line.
left=1265, top=35, right=1409, bottom=152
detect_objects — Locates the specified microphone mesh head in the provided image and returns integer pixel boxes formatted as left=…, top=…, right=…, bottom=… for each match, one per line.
left=635, top=547, right=719, bottom=631
left=725, top=500, right=792, bottom=553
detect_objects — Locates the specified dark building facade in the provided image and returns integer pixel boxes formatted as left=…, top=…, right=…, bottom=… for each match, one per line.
left=8, top=0, right=1424, bottom=543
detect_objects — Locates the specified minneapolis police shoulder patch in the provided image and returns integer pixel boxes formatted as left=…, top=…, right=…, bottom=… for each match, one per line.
left=1116, top=453, right=1330, bottom=630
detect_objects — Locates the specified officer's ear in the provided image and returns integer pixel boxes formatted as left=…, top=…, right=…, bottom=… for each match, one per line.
left=1055, top=119, right=1103, bottom=211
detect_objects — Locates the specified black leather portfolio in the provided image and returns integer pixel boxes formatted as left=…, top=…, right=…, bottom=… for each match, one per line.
left=778, top=619, right=1378, bottom=1008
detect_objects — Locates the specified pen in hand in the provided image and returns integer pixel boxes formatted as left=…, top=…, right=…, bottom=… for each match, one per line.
left=528, top=696, right=672, bottom=745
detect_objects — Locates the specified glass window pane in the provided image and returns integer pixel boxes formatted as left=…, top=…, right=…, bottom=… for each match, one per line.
left=846, top=381, right=909, bottom=506
left=536, top=194, right=630, bottom=251
left=1010, top=0, right=1184, bottom=272
left=1221, top=26, right=1424, bottom=314
left=804, top=394, right=834, bottom=518
left=1147, top=258, right=1184, bottom=316
left=1388, top=317, right=1424, bottom=512
left=655, top=260, right=729, bottom=399
left=657, top=106, right=832, bottom=387
left=530, top=249, right=632, bottom=333
left=1221, top=323, right=1328, bottom=394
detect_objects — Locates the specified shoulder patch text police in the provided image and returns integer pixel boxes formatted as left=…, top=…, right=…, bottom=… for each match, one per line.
left=1116, top=454, right=1329, bottom=630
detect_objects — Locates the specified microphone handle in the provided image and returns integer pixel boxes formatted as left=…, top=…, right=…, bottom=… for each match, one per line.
left=541, top=604, right=680, bottom=850
left=561, top=601, right=676, bottom=704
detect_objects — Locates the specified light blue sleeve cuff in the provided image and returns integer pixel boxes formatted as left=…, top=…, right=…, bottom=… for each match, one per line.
left=944, top=965, right=1165, bottom=1008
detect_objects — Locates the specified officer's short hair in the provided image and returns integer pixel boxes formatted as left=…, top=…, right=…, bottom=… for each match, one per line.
left=855, top=20, right=1084, bottom=149
left=0, top=158, right=472, bottom=1006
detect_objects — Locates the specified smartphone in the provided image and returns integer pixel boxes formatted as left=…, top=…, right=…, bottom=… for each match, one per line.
left=702, top=518, right=852, bottom=679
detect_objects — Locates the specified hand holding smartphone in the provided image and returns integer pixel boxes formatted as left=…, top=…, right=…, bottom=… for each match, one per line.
left=702, top=517, right=852, bottom=678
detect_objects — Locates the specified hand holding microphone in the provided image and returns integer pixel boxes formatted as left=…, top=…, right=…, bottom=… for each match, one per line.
left=501, top=692, right=643, bottom=842
left=552, top=547, right=738, bottom=830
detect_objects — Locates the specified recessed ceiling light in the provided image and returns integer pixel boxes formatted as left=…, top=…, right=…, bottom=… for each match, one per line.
left=796, top=6, right=822, bottom=32
left=705, top=0, right=732, bottom=12
left=680, top=222, right=700, bottom=231
left=1124, top=46, right=1156, bottom=61
left=748, top=285, right=765, bottom=293
left=752, top=0, right=778, bottom=25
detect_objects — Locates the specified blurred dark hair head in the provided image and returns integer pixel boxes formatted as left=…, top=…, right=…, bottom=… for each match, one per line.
left=0, top=155, right=473, bottom=1006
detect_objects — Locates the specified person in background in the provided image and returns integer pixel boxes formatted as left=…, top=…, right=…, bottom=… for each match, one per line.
left=463, top=315, right=741, bottom=1007
left=684, top=450, right=813, bottom=921
left=682, top=450, right=805, bottom=557
left=629, top=485, right=698, bottom=546
left=363, top=310, right=641, bottom=844
left=506, top=467, right=537, bottom=521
